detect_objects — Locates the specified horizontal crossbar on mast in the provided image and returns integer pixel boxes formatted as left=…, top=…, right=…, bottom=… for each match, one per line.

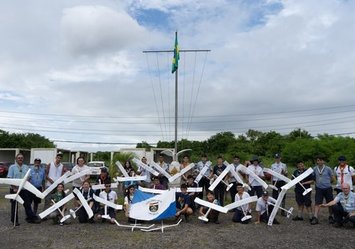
left=143, top=49, right=211, bottom=53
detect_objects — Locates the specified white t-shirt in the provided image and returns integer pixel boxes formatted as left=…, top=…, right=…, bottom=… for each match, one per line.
left=234, top=191, right=251, bottom=211
left=334, top=165, right=355, bottom=190
left=195, top=161, right=212, bottom=178
left=71, top=164, right=90, bottom=188
left=46, top=162, right=63, bottom=187
left=99, top=190, right=117, bottom=203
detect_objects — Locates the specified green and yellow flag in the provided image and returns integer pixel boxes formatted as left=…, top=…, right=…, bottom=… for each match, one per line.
left=171, top=32, right=179, bottom=74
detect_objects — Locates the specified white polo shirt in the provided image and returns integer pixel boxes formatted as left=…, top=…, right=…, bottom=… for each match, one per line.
left=71, top=164, right=90, bottom=188
left=234, top=191, right=251, bottom=211
left=256, top=196, right=276, bottom=215
left=99, top=190, right=117, bottom=203
left=248, top=165, right=264, bottom=187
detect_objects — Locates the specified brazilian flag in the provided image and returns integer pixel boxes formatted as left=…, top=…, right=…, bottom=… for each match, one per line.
left=171, top=32, right=179, bottom=74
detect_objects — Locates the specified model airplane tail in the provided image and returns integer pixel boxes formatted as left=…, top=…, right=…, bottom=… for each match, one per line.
left=5, top=194, right=24, bottom=204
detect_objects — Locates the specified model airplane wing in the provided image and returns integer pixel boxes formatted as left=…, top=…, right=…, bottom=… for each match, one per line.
left=73, top=188, right=93, bottom=218
left=138, top=186, right=166, bottom=194
left=116, top=161, right=129, bottom=177
left=42, top=171, right=71, bottom=197
left=0, top=176, right=45, bottom=199
left=239, top=165, right=268, bottom=189
left=268, top=189, right=287, bottom=226
left=63, top=168, right=91, bottom=184
left=168, top=163, right=194, bottom=183
left=175, top=187, right=202, bottom=193
left=208, top=165, right=231, bottom=191
left=227, top=163, right=246, bottom=185
left=93, top=194, right=122, bottom=210
left=281, top=168, right=313, bottom=191
left=115, top=176, right=147, bottom=182
left=175, top=149, right=192, bottom=159
left=194, top=197, right=228, bottom=213
left=39, top=193, right=75, bottom=219
left=3, top=169, right=31, bottom=204
left=263, top=168, right=291, bottom=183
left=132, top=158, right=159, bottom=176
left=91, top=182, right=119, bottom=190
left=224, top=196, right=258, bottom=211
left=195, top=162, right=211, bottom=183
left=151, top=162, right=172, bottom=179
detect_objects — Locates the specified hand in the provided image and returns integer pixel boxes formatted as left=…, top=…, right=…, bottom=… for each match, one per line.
left=320, top=204, right=327, bottom=207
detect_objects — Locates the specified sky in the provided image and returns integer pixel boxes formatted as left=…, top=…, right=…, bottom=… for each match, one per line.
left=1, top=0, right=355, bottom=152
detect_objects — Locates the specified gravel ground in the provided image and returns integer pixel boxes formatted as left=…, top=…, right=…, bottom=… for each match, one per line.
left=0, top=186, right=353, bottom=249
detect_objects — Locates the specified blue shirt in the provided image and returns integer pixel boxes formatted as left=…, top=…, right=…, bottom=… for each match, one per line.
left=7, top=163, right=30, bottom=179
left=29, top=166, right=45, bottom=188
left=334, top=191, right=355, bottom=212
left=313, top=165, right=333, bottom=189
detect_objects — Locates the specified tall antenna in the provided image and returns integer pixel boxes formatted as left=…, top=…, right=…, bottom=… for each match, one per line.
left=143, top=31, right=211, bottom=160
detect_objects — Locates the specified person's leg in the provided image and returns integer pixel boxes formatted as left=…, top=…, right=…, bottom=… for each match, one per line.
left=232, top=209, right=243, bottom=223
left=229, top=182, right=237, bottom=203
left=332, top=204, right=345, bottom=226
left=20, top=190, right=38, bottom=222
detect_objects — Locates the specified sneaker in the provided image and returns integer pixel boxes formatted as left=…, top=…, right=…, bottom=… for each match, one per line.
left=292, top=216, right=304, bottom=221
left=273, top=219, right=280, bottom=225
left=59, top=222, right=64, bottom=226
left=310, top=217, right=319, bottom=225
left=333, top=222, right=342, bottom=228
left=328, top=216, right=335, bottom=224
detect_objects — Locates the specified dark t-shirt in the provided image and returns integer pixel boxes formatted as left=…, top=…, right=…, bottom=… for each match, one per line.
left=176, top=193, right=191, bottom=209
left=293, top=169, right=314, bottom=192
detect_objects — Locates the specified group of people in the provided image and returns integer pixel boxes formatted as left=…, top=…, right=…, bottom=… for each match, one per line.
left=4, top=152, right=355, bottom=229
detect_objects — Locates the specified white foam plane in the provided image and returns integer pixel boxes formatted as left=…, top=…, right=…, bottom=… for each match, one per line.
left=42, top=171, right=71, bottom=197
left=194, top=161, right=212, bottom=184
left=149, top=160, right=195, bottom=184
left=116, top=161, right=130, bottom=177
left=194, top=197, right=228, bottom=222
left=267, top=168, right=313, bottom=226
left=132, top=158, right=159, bottom=177
left=72, top=188, right=94, bottom=219
left=208, top=165, right=232, bottom=191
left=238, top=165, right=268, bottom=190
left=0, top=169, right=45, bottom=204
left=39, top=193, right=75, bottom=222
left=263, top=168, right=312, bottom=196
left=224, top=196, right=258, bottom=222
left=224, top=161, right=251, bottom=191
left=63, top=168, right=91, bottom=184
left=138, top=186, right=202, bottom=194
left=93, top=194, right=122, bottom=220
left=91, top=182, right=119, bottom=191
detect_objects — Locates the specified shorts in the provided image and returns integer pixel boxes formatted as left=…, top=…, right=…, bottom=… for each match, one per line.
left=295, top=190, right=312, bottom=207
left=315, top=187, right=333, bottom=205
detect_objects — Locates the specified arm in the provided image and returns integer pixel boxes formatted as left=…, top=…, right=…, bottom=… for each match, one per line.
left=45, top=163, right=54, bottom=184
left=320, top=199, right=337, bottom=207
left=255, top=211, right=261, bottom=224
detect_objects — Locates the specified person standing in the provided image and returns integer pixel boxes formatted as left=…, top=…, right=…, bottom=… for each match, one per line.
left=137, top=157, right=151, bottom=188
left=211, top=156, right=227, bottom=206
left=310, top=155, right=335, bottom=225
left=29, top=158, right=45, bottom=215
left=155, top=154, right=169, bottom=189
left=229, top=155, right=243, bottom=203
left=195, top=154, right=212, bottom=199
left=334, top=156, right=355, bottom=194
left=292, top=161, right=313, bottom=221
left=71, top=157, right=90, bottom=190
left=247, top=156, right=265, bottom=198
left=44, top=152, right=65, bottom=211
left=270, top=153, right=288, bottom=216
left=8, top=153, right=40, bottom=225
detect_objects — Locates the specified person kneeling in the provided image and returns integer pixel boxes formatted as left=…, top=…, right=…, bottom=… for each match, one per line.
left=199, top=191, right=220, bottom=224
left=96, top=181, right=117, bottom=224
left=255, top=191, right=279, bottom=225
left=232, top=183, right=252, bottom=224
left=176, top=184, right=193, bottom=222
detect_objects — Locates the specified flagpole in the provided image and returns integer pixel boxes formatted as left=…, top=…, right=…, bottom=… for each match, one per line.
left=174, top=60, right=178, bottom=161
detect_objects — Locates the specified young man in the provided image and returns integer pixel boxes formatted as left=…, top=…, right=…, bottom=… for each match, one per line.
left=310, top=155, right=335, bottom=225
left=137, top=156, right=151, bottom=188
left=29, top=158, right=45, bottom=215
left=154, top=154, right=169, bottom=189
left=151, top=176, right=165, bottom=190
left=96, top=181, right=118, bottom=224
left=211, top=156, right=228, bottom=206
left=255, top=191, right=279, bottom=225
left=44, top=152, right=65, bottom=210
left=292, top=161, right=313, bottom=221
left=195, top=154, right=212, bottom=199
left=175, top=184, right=193, bottom=222
left=232, top=183, right=252, bottom=224
left=321, top=183, right=355, bottom=228
left=180, top=155, right=192, bottom=183
left=270, top=153, right=288, bottom=216
left=229, top=155, right=244, bottom=203
left=7, top=153, right=41, bottom=225
left=199, top=191, right=220, bottom=224
left=334, top=156, right=355, bottom=194
left=247, top=156, right=265, bottom=198
left=186, top=175, right=198, bottom=211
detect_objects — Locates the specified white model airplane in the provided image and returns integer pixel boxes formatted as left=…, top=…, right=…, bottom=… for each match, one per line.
left=63, top=168, right=91, bottom=184
left=267, top=168, right=313, bottom=226
left=140, top=219, right=182, bottom=232
left=138, top=186, right=202, bottom=194
left=0, top=169, right=45, bottom=204
left=263, top=168, right=312, bottom=196
left=160, top=148, right=191, bottom=161
left=208, top=165, right=233, bottom=191
left=115, top=176, right=147, bottom=182
left=267, top=201, right=293, bottom=218
left=91, top=182, right=119, bottom=191
left=132, top=158, right=160, bottom=177
left=149, top=160, right=195, bottom=184
left=224, top=161, right=251, bottom=191
left=150, top=161, right=173, bottom=179
left=238, top=165, right=268, bottom=190
left=72, top=188, right=94, bottom=219
left=42, top=171, right=71, bottom=197
left=194, top=161, right=212, bottom=184
left=116, top=161, right=130, bottom=177
left=224, top=196, right=258, bottom=222
left=38, top=193, right=75, bottom=221
left=195, top=197, right=228, bottom=222
left=93, top=194, right=122, bottom=220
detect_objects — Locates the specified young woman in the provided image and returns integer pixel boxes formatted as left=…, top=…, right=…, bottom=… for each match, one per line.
left=49, top=183, right=69, bottom=225
left=124, top=185, right=136, bottom=223
left=76, top=180, right=95, bottom=223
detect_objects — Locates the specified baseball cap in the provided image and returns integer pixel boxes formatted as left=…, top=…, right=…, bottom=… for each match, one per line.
left=262, top=191, right=269, bottom=196
left=338, top=155, right=346, bottom=161
left=56, top=152, right=63, bottom=157
left=274, top=153, right=281, bottom=158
